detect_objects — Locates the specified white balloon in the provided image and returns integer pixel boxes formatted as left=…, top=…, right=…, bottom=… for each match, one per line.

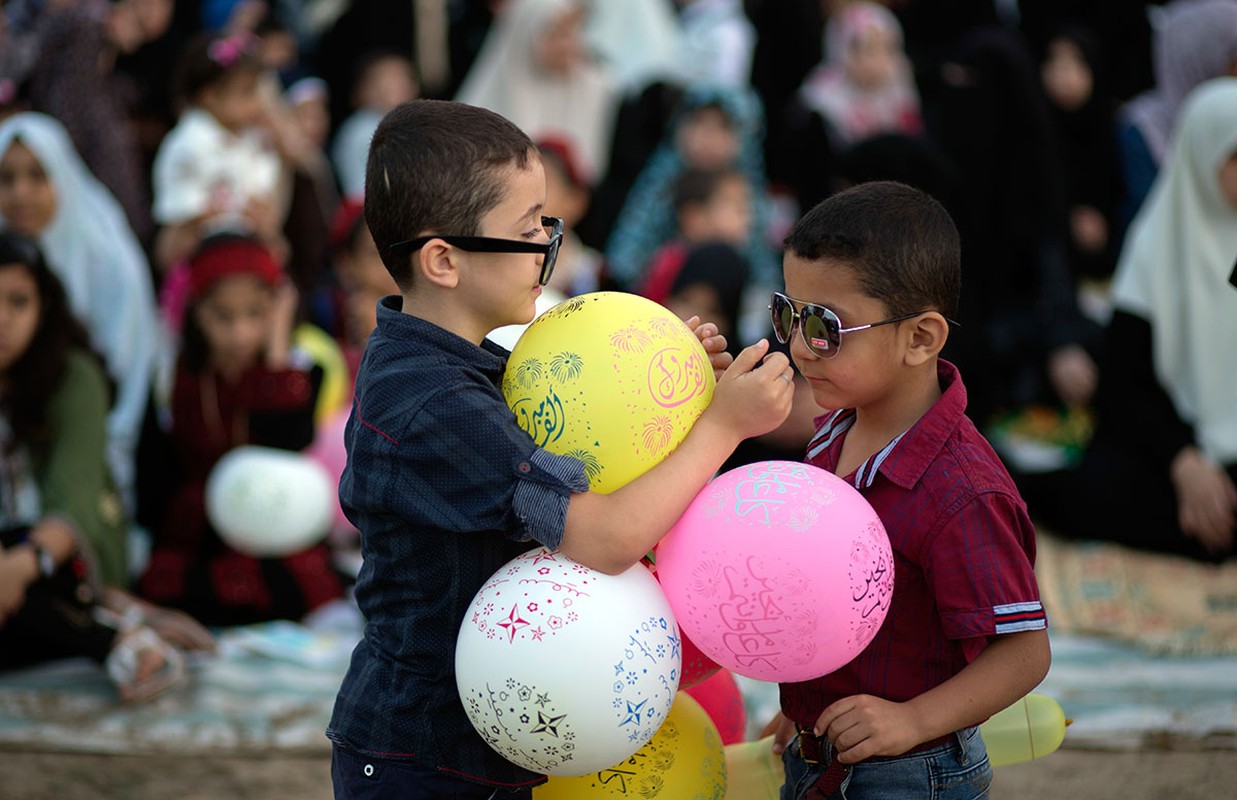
left=456, top=548, right=681, bottom=776
left=205, top=445, right=333, bottom=557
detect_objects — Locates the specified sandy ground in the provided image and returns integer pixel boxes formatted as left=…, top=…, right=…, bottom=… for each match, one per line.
left=1, top=748, right=1235, bottom=799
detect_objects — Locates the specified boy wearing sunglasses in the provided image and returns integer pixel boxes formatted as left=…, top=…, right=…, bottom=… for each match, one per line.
left=766, top=181, right=1051, bottom=800
left=325, top=100, right=795, bottom=799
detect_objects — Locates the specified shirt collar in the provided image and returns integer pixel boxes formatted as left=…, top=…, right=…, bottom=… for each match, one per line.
left=808, top=360, right=968, bottom=491
left=374, top=294, right=509, bottom=379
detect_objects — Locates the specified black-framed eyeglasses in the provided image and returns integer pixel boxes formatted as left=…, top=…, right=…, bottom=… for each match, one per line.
left=388, top=216, right=564, bottom=286
left=769, top=291, right=931, bottom=359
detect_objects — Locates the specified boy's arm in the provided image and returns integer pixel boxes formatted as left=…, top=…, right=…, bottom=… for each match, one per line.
left=815, top=628, right=1051, bottom=764
left=555, top=340, right=793, bottom=574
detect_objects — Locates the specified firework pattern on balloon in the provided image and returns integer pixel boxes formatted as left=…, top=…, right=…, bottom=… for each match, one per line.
left=502, top=293, right=715, bottom=494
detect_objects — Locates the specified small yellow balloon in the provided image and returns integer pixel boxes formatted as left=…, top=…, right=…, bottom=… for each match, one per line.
left=503, top=292, right=715, bottom=493
left=535, top=692, right=727, bottom=800
left=724, top=737, right=783, bottom=800
left=980, top=692, right=1067, bottom=766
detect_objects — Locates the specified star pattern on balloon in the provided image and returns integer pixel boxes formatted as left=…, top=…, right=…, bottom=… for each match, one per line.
left=496, top=604, right=530, bottom=642
left=618, top=698, right=648, bottom=727
left=530, top=710, right=567, bottom=737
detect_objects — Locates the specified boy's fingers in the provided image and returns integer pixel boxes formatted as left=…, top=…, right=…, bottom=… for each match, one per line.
left=753, top=351, right=791, bottom=375
left=728, top=338, right=770, bottom=373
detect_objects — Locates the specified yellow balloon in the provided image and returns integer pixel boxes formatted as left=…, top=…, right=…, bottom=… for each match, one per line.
left=292, top=322, right=350, bottom=426
left=980, top=692, right=1067, bottom=766
left=724, top=737, right=783, bottom=800
left=503, top=292, right=715, bottom=493
left=535, top=692, right=727, bottom=800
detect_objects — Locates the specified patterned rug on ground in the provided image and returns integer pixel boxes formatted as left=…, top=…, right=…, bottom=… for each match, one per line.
left=1035, top=531, right=1237, bottom=656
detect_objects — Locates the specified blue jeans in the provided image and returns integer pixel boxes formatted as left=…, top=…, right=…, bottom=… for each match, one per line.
left=780, top=727, right=992, bottom=800
left=331, top=745, right=536, bottom=800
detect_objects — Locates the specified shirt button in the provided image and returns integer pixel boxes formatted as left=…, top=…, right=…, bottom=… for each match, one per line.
left=517, top=461, right=531, bottom=474
left=363, top=763, right=374, bottom=777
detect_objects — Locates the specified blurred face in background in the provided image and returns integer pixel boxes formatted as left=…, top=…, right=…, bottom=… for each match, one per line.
left=0, top=262, right=40, bottom=374
left=1042, top=36, right=1093, bottom=112
left=194, top=274, right=275, bottom=377
left=201, top=70, right=266, bottom=132
left=1220, top=152, right=1237, bottom=208
left=533, top=6, right=586, bottom=75
left=0, top=141, right=57, bottom=237
left=676, top=106, right=739, bottom=171
left=845, top=22, right=899, bottom=91
left=355, top=56, right=419, bottom=113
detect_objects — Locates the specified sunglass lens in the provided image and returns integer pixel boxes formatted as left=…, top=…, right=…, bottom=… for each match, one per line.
left=802, top=309, right=837, bottom=356
left=770, top=295, right=793, bottom=343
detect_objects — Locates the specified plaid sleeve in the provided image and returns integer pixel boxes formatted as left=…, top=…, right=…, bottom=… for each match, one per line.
left=924, top=491, right=1047, bottom=640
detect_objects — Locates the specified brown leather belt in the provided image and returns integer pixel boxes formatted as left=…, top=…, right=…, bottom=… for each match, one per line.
left=794, top=728, right=956, bottom=798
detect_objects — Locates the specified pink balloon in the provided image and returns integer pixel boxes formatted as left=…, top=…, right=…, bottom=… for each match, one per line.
left=684, top=669, right=746, bottom=745
left=656, top=460, right=893, bottom=683
left=306, top=408, right=351, bottom=530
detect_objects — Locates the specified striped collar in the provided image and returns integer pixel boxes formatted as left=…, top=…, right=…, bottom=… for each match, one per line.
left=804, top=360, right=968, bottom=491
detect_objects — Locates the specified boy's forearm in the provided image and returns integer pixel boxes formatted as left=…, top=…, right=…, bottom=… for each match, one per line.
left=903, top=628, right=1052, bottom=745
left=556, top=411, right=742, bottom=574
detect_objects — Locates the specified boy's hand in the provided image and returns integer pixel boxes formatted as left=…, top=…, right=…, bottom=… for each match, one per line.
left=684, top=315, right=733, bottom=380
left=706, top=339, right=794, bottom=441
left=760, top=710, right=796, bottom=755
left=815, top=694, right=925, bottom=764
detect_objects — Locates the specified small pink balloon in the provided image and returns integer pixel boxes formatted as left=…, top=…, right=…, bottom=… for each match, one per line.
left=306, top=408, right=351, bottom=529
left=656, top=460, right=894, bottom=683
left=684, top=669, right=746, bottom=745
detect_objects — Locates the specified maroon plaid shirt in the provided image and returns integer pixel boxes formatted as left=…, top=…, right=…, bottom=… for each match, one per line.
left=780, top=361, right=1045, bottom=727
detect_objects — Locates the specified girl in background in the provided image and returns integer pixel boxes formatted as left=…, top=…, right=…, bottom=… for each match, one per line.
left=0, top=232, right=210, bottom=704
left=151, top=31, right=288, bottom=273
left=139, top=234, right=343, bottom=625
left=0, top=112, right=159, bottom=513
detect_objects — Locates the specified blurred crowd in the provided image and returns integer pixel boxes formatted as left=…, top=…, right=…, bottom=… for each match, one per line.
left=1, top=0, right=1235, bottom=702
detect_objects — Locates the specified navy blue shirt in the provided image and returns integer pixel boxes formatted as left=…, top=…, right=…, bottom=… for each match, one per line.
left=327, top=296, right=588, bottom=787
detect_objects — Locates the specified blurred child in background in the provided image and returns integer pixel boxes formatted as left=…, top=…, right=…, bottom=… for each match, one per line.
left=537, top=137, right=604, bottom=297
left=331, top=50, right=419, bottom=201
left=0, top=232, right=211, bottom=704
left=151, top=31, right=288, bottom=273
left=639, top=166, right=752, bottom=306
left=138, top=234, right=343, bottom=625
left=0, top=112, right=158, bottom=513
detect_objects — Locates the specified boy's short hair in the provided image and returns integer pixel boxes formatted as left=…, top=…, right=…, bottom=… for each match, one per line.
left=364, top=100, right=536, bottom=288
left=784, top=181, right=960, bottom=319
left=672, top=167, right=743, bottom=215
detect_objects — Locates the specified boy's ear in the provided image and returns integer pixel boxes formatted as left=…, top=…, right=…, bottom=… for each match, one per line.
left=415, top=239, right=460, bottom=289
left=904, top=311, right=948, bottom=366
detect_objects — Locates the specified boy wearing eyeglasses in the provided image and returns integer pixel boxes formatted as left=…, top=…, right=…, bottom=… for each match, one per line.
left=325, top=100, right=795, bottom=799
left=764, top=181, right=1051, bottom=800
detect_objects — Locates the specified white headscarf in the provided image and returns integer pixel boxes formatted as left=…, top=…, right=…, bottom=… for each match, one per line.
left=584, top=0, right=683, bottom=93
left=454, top=0, right=618, bottom=185
left=1111, top=77, right=1237, bottom=463
left=798, top=1, right=921, bottom=149
left=0, top=112, right=159, bottom=496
